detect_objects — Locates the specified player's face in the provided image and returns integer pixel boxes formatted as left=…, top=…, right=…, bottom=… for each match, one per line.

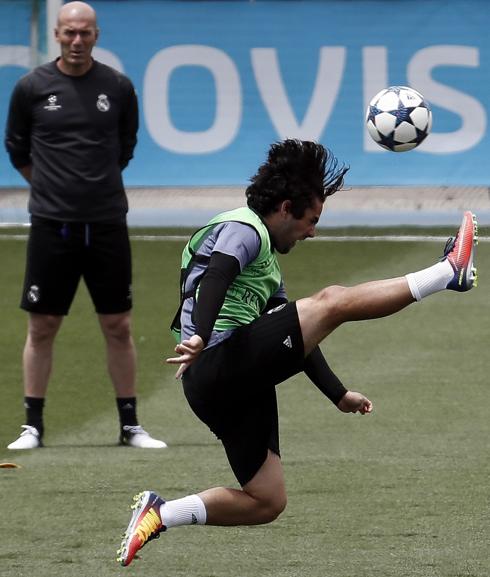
left=55, top=17, right=98, bottom=74
left=273, top=197, right=323, bottom=254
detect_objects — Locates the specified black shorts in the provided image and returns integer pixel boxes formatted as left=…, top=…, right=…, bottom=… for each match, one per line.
left=21, top=216, right=132, bottom=315
left=182, top=302, right=305, bottom=486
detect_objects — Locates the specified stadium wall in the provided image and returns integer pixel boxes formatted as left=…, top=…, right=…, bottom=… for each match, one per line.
left=1, top=0, right=489, bottom=226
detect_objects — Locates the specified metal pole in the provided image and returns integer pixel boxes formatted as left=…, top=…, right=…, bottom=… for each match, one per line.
left=30, top=0, right=39, bottom=68
left=47, top=0, right=63, bottom=61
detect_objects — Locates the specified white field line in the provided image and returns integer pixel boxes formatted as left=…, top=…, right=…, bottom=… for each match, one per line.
left=0, top=233, right=489, bottom=243
left=129, top=234, right=490, bottom=243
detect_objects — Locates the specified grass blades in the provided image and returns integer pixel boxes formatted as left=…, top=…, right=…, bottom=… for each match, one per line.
left=0, top=232, right=488, bottom=577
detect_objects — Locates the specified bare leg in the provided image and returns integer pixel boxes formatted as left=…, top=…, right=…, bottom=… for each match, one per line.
left=298, top=277, right=414, bottom=356
left=199, top=450, right=287, bottom=526
left=23, top=313, right=63, bottom=397
left=98, top=312, right=136, bottom=397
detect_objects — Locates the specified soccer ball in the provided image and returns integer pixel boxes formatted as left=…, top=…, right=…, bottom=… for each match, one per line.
left=365, top=86, right=432, bottom=152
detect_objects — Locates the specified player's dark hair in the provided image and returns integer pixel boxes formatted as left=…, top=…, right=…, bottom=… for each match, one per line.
left=245, top=139, right=349, bottom=218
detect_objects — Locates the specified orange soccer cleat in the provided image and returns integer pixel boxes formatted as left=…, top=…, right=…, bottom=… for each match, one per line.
left=444, top=211, right=478, bottom=292
left=117, top=490, right=166, bottom=566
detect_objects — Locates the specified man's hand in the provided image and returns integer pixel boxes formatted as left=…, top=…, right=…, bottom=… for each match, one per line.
left=337, top=391, right=373, bottom=415
left=166, top=334, right=204, bottom=379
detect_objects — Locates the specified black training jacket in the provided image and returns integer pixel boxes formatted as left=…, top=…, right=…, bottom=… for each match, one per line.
left=5, top=59, right=138, bottom=222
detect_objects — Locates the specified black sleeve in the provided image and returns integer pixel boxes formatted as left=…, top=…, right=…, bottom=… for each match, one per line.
left=118, top=77, right=138, bottom=169
left=194, top=251, right=241, bottom=346
left=304, top=346, right=348, bottom=405
left=4, top=79, right=32, bottom=169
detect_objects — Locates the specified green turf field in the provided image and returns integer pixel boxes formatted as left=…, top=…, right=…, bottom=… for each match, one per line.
left=0, top=229, right=488, bottom=577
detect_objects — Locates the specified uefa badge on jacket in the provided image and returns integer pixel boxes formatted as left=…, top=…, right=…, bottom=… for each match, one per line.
left=44, top=94, right=61, bottom=111
left=96, top=94, right=110, bottom=112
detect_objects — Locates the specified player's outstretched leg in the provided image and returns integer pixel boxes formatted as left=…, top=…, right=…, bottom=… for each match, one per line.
left=443, top=210, right=478, bottom=291
left=117, top=491, right=166, bottom=567
left=297, top=211, right=479, bottom=355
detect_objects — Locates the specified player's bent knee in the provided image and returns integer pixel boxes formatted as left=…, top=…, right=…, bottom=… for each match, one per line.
left=314, top=284, right=349, bottom=325
left=256, top=494, right=287, bottom=524
left=316, top=284, right=347, bottom=301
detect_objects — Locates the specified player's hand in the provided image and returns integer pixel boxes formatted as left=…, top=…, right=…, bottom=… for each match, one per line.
left=166, top=334, right=204, bottom=379
left=337, top=391, right=373, bottom=415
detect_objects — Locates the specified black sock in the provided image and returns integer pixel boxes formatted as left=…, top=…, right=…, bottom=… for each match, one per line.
left=116, top=397, right=138, bottom=429
left=24, top=396, right=45, bottom=438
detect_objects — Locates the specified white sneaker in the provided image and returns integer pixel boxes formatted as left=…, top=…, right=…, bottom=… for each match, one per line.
left=120, top=425, right=167, bottom=449
left=7, top=425, right=42, bottom=450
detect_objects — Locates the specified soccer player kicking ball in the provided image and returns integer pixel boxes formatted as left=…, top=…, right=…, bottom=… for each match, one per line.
left=117, top=139, right=478, bottom=567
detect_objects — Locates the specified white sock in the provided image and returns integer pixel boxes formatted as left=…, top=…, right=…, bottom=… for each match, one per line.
left=405, top=260, right=454, bottom=301
left=160, top=494, right=207, bottom=528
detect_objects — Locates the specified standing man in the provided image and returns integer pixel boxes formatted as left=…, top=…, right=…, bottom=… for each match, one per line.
left=117, top=139, right=477, bottom=566
left=4, top=1, right=166, bottom=450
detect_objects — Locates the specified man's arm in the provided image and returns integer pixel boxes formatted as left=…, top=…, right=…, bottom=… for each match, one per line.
left=305, top=347, right=372, bottom=414
left=167, top=251, right=241, bottom=377
left=5, top=80, right=32, bottom=174
left=193, top=251, right=241, bottom=346
left=304, top=346, right=348, bottom=405
left=305, top=348, right=372, bottom=414
left=118, top=78, right=139, bottom=169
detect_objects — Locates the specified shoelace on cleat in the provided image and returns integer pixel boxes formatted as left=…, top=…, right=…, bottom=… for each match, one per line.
left=123, top=425, right=149, bottom=438
left=117, top=492, right=166, bottom=565
left=134, top=506, right=162, bottom=545
left=442, top=236, right=456, bottom=258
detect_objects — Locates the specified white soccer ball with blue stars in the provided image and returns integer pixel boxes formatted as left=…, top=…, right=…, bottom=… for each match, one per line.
left=365, top=86, right=432, bottom=152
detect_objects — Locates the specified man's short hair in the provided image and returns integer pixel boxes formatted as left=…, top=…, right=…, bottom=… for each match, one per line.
left=246, top=139, right=349, bottom=219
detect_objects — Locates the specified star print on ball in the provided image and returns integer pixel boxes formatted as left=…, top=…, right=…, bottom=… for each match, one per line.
left=366, top=86, right=432, bottom=152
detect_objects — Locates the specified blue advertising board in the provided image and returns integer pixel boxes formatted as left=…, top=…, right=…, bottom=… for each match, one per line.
left=1, top=0, right=489, bottom=187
